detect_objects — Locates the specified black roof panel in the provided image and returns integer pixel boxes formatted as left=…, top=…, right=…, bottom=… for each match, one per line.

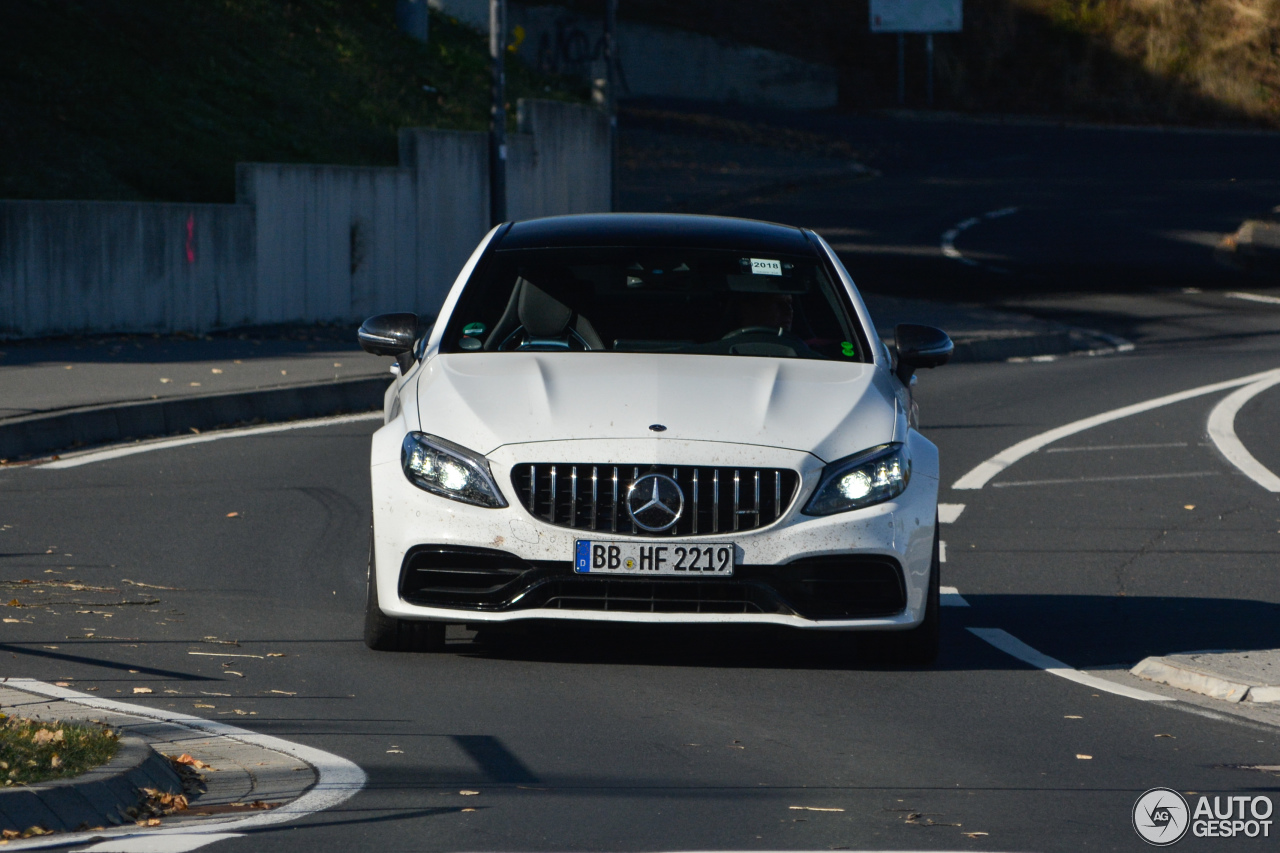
left=497, top=213, right=815, bottom=254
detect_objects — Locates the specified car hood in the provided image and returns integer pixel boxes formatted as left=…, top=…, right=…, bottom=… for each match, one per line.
left=415, top=353, right=898, bottom=462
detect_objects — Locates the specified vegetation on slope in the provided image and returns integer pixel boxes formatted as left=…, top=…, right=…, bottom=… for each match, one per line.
left=545, top=0, right=1280, bottom=128
left=0, top=1, right=586, bottom=202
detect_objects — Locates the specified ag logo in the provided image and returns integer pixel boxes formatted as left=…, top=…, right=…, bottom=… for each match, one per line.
left=626, top=474, right=684, bottom=532
left=1133, top=788, right=1190, bottom=846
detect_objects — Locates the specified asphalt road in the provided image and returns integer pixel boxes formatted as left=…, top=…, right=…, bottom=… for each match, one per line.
left=5, top=114, right=1280, bottom=852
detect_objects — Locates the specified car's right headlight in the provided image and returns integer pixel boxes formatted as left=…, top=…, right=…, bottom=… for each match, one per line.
left=401, top=432, right=507, bottom=508
left=802, top=443, right=910, bottom=516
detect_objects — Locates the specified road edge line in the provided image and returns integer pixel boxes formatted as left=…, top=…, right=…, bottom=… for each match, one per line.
left=967, top=628, right=1174, bottom=702
left=952, top=366, right=1280, bottom=490
left=1205, top=374, right=1280, bottom=492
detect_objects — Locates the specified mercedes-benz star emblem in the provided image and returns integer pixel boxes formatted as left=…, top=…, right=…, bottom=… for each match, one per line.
left=626, top=474, right=684, bottom=532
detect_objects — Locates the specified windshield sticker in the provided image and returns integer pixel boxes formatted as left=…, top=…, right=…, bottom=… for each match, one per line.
left=747, top=258, right=782, bottom=276
left=463, top=322, right=486, bottom=337
left=841, top=342, right=856, bottom=358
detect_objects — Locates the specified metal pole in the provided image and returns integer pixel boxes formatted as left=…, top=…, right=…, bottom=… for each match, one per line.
left=896, top=32, right=905, bottom=106
left=489, top=0, right=507, bottom=226
left=605, top=0, right=618, bottom=212
left=926, top=33, right=934, bottom=107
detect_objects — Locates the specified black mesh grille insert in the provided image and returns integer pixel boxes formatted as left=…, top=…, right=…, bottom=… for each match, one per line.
left=510, top=463, right=800, bottom=536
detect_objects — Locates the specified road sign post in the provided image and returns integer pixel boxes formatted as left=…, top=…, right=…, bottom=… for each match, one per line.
left=870, top=0, right=961, bottom=107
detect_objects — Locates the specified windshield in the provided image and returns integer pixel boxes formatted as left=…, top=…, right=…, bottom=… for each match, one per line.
left=439, top=246, right=868, bottom=361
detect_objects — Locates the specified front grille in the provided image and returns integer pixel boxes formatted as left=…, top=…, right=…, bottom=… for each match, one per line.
left=528, top=578, right=777, bottom=614
left=510, top=463, right=800, bottom=536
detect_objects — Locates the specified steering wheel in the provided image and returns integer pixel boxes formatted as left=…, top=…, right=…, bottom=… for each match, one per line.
left=498, top=326, right=596, bottom=351
left=720, top=326, right=783, bottom=341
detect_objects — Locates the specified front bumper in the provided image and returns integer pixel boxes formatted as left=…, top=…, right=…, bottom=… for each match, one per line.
left=370, top=433, right=939, bottom=630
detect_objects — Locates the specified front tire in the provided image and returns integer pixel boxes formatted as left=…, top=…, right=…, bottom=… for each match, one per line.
left=364, top=534, right=445, bottom=652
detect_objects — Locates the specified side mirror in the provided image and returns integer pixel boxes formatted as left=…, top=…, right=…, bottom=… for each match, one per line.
left=359, top=313, right=419, bottom=374
left=894, top=323, right=953, bottom=384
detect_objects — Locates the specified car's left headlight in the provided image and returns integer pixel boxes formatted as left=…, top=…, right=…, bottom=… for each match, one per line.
left=803, top=443, right=910, bottom=516
left=401, top=432, right=508, bottom=508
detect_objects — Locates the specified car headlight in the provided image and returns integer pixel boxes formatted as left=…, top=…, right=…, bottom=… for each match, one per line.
left=803, top=443, right=910, bottom=516
left=401, top=432, right=507, bottom=508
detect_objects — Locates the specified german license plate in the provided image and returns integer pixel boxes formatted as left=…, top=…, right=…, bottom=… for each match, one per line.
left=574, top=541, right=735, bottom=576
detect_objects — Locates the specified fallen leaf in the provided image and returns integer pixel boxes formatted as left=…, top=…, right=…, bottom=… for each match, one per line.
left=159, top=378, right=171, bottom=383
left=189, top=382, right=201, bottom=387
left=269, top=690, right=296, bottom=696
left=963, top=832, right=989, bottom=838
left=211, top=368, right=223, bottom=374
left=32, top=730, right=54, bottom=745
left=461, top=807, right=475, bottom=812
left=224, top=671, right=244, bottom=678
left=280, top=370, right=287, bottom=375
left=1076, top=754, right=1093, bottom=760
left=1184, top=505, right=1195, bottom=510
left=133, top=687, right=154, bottom=694
left=386, top=749, right=404, bottom=754
left=226, top=512, right=240, bottom=518
left=7, top=599, right=18, bottom=607
left=2, top=618, right=20, bottom=623
left=193, top=703, right=215, bottom=709
left=123, top=579, right=179, bottom=590
left=50, top=755, right=61, bottom=768
left=1064, top=715, right=1082, bottom=719
left=172, top=754, right=212, bottom=769
left=54, top=682, right=70, bottom=687
left=1155, top=734, right=1176, bottom=738
left=200, top=691, right=230, bottom=697
left=789, top=806, right=845, bottom=812
left=333, top=362, right=343, bottom=367
left=266, top=652, right=285, bottom=658
left=459, top=790, right=480, bottom=796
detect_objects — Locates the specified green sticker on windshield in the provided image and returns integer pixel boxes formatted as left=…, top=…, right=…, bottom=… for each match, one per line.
left=841, top=342, right=856, bottom=357
left=463, top=322, right=486, bottom=337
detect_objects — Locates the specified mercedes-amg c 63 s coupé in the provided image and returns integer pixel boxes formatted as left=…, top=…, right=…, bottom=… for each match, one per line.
left=358, top=213, right=953, bottom=663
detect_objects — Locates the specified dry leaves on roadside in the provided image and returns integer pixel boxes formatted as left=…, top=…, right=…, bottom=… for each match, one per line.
left=133, top=687, right=153, bottom=694
left=172, top=754, right=212, bottom=770
left=789, top=806, right=844, bottom=812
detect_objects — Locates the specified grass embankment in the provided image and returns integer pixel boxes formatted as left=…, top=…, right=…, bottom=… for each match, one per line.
left=0, top=1, right=586, bottom=202
left=545, top=0, right=1280, bottom=128
left=0, top=714, right=119, bottom=786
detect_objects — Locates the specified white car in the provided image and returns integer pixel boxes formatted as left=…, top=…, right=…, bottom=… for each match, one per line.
left=359, top=214, right=952, bottom=662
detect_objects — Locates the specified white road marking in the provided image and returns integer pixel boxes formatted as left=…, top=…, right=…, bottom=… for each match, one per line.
left=1206, top=373, right=1280, bottom=492
left=1226, top=291, right=1280, bottom=305
left=4, top=679, right=366, bottom=850
left=967, top=628, right=1173, bottom=702
left=939, top=206, right=1019, bottom=270
left=937, top=502, right=965, bottom=523
left=940, top=586, right=969, bottom=607
left=73, top=834, right=245, bottom=852
left=939, top=540, right=947, bottom=563
left=1045, top=441, right=1189, bottom=453
left=990, top=470, right=1220, bottom=488
left=38, top=411, right=383, bottom=469
left=952, top=366, right=1280, bottom=489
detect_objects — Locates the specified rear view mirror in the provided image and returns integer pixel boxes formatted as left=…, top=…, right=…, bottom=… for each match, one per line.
left=359, top=313, right=418, bottom=356
left=894, top=324, right=954, bottom=384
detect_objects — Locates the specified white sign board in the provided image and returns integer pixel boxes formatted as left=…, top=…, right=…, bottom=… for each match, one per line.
left=870, top=0, right=962, bottom=33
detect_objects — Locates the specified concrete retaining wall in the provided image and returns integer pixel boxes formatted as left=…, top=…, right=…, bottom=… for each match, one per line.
left=1, top=100, right=608, bottom=339
left=236, top=163, right=419, bottom=324
left=0, top=201, right=255, bottom=338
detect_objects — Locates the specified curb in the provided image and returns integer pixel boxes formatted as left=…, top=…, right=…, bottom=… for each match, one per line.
left=0, top=734, right=183, bottom=834
left=1131, top=656, right=1280, bottom=704
left=0, top=375, right=389, bottom=462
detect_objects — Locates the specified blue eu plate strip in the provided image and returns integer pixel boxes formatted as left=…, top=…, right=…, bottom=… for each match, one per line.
left=575, top=540, right=591, bottom=573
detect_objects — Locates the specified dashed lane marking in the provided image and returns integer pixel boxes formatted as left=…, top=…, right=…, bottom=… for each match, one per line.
left=940, top=586, right=969, bottom=607
left=940, top=206, right=1018, bottom=272
left=73, top=835, right=245, bottom=852
left=990, top=470, right=1220, bottom=488
left=937, top=503, right=965, bottom=523
left=939, top=540, right=947, bottom=563
left=967, top=629, right=1173, bottom=702
left=1225, top=291, right=1280, bottom=305
left=952, top=366, right=1280, bottom=490
left=1206, top=372, right=1280, bottom=492
left=1046, top=441, right=1189, bottom=453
